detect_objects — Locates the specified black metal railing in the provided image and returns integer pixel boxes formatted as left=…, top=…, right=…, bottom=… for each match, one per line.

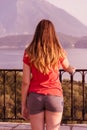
left=0, top=69, right=22, bottom=121
left=60, top=69, right=87, bottom=123
left=0, top=69, right=87, bottom=123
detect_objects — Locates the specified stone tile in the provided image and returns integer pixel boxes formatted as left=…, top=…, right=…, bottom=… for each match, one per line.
left=0, top=122, right=87, bottom=130
left=0, top=122, right=18, bottom=126
left=0, top=126, right=12, bottom=130
left=73, top=125, right=87, bottom=130
left=73, top=127, right=87, bottom=130
left=60, top=125, right=70, bottom=130
left=0, top=122, right=18, bottom=130
left=13, top=123, right=31, bottom=130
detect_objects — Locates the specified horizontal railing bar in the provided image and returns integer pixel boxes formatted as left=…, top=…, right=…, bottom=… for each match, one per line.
left=0, top=69, right=87, bottom=71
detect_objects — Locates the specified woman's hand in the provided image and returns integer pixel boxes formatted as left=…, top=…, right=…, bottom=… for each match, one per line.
left=22, top=106, right=29, bottom=120
left=70, top=66, right=76, bottom=74
left=61, top=58, right=76, bottom=74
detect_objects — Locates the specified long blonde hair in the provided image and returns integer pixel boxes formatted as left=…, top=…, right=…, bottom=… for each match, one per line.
left=26, top=19, right=65, bottom=74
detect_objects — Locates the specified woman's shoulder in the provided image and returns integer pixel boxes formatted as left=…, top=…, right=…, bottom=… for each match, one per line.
left=23, top=48, right=30, bottom=66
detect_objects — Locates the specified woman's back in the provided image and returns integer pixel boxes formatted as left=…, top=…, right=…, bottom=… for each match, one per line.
left=23, top=49, right=65, bottom=96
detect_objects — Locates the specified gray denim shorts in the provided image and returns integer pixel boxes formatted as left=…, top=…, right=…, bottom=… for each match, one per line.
left=27, top=92, right=64, bottom=114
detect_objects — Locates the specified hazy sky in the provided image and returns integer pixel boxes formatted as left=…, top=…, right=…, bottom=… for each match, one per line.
left=46, top=0, right=87, bottom=26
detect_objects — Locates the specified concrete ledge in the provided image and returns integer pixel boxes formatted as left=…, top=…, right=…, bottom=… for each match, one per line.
left=0, top=122, right=87, bottom=130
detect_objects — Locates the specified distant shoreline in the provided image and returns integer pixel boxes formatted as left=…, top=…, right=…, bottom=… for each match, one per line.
left=0, top=47, right=25, bottom=50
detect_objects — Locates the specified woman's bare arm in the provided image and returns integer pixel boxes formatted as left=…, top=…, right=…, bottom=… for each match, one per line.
left=61, top=58, right=75, bottom=74
left=22, top=63, right=31, bottom=106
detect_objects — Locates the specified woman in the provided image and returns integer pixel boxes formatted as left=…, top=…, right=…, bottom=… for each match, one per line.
left=22, top=19, right=75, bottom=130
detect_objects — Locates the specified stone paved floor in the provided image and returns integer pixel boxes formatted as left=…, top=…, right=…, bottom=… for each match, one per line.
left=0, top=122, right=31, bottom=130
left=0, top=122, right=87, bottom=130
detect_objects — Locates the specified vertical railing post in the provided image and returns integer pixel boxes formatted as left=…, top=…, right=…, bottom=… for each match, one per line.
left=14, top=70, right=17, bottom=119
left=3, top=71, right=6, bottom=121
left=82, top=70, right=85, bottom=120
left=70, top=74, right=74, bottom=121
left=59, top=70, right=62, bottom=83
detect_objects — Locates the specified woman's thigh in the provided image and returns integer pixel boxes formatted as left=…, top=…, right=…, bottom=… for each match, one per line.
left=30, top=112, right=44, bottom=130
left=45, top=111, right=63, bottom=130
left=45, top=96, right=64, bottom=130
left=27, top=93, right=45, bottom=130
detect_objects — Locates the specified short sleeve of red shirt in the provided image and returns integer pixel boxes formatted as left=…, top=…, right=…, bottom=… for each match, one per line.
left=59, top=49, right=67, bottom=63
left=23, top=51, right=30, bottom=66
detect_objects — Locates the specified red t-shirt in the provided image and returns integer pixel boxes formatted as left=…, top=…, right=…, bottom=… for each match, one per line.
left=23, top=50, right=66, bottom=96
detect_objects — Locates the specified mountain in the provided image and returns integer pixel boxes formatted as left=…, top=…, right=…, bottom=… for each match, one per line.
left=0, top=35, right=32, bottom=49
left=0, top=33, right=87, bottom=48
left=58, top=32, right=79, bottom=48
left=75, top=36, right=87, bottom=48
left=0, top=33, right=80, bottom=49
left=0, top=0, right=17, bottom=36
left=0, top=0, right=87, bottom=37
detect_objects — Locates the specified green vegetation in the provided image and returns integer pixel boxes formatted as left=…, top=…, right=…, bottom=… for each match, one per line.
left=0, top=71, right=87, bottom=123
left=62, top=79, right=87, bottom=124
left=0, top=71, right=22, bottom=121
